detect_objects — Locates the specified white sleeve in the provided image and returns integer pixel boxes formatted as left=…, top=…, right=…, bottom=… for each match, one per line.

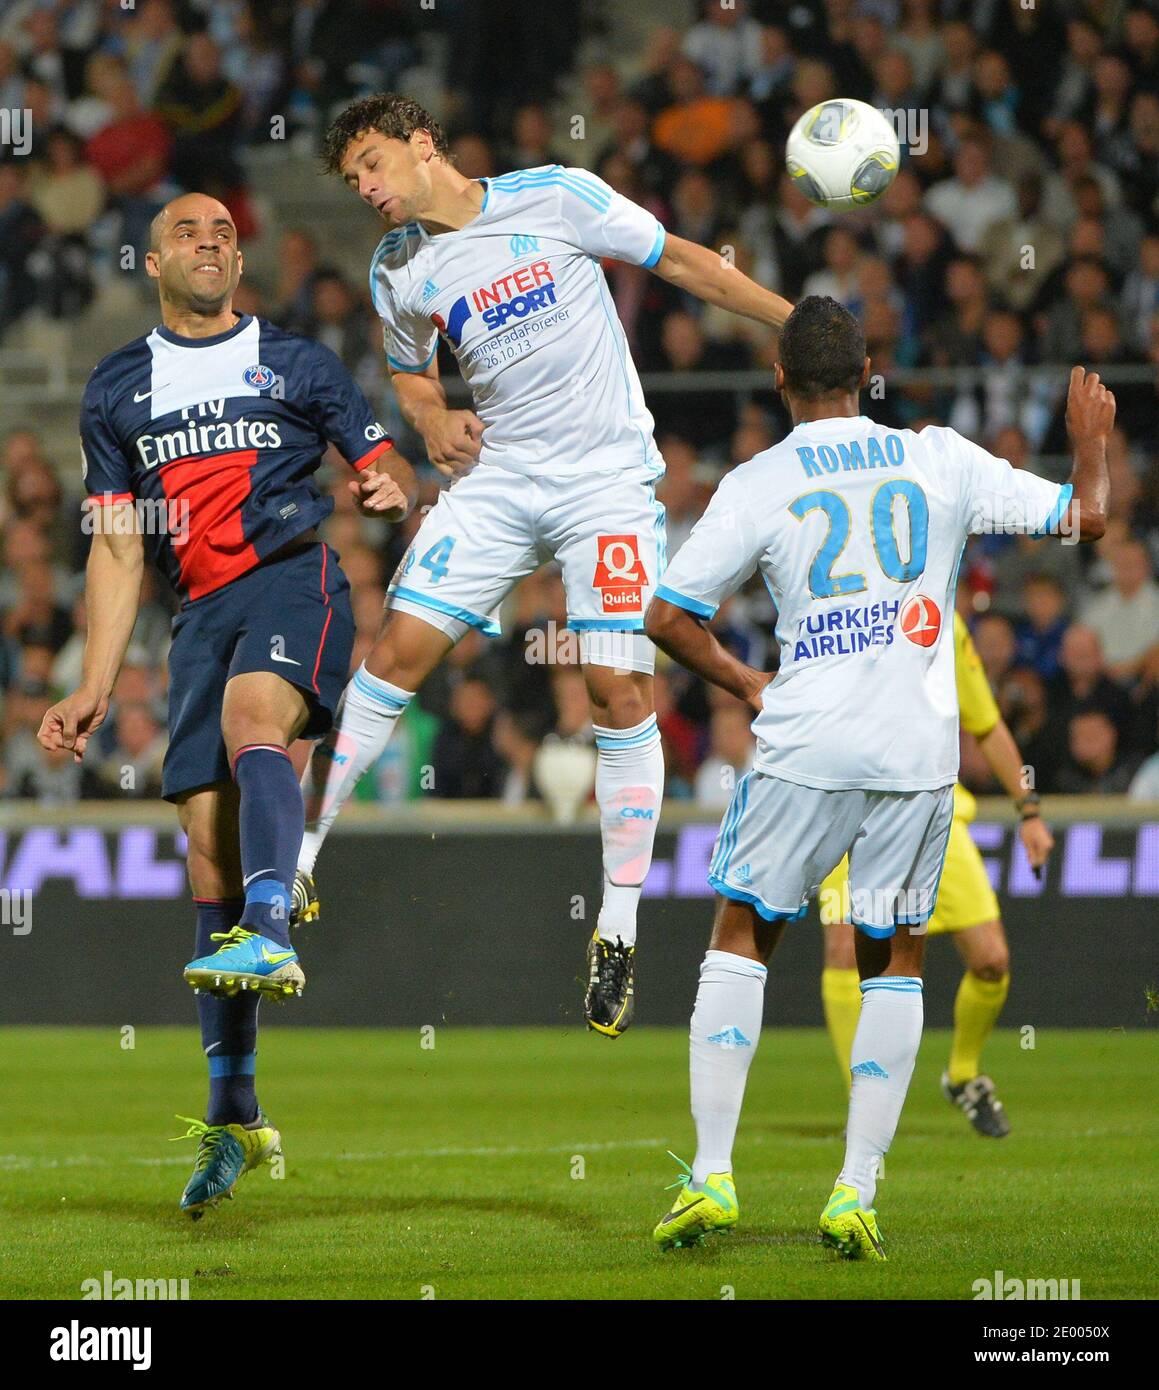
left=370, top=260, right=437, bottom=374
left=949, top=430, right=1073, bottom=537
left=553, top=166, right=667, bottom=268
left=655, top=475, right=764, bottom=619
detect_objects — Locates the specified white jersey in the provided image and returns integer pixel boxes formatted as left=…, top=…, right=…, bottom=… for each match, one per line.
left=370, top=165, right=667, bottom=477
left=657, top=417, right=1072, bottom=791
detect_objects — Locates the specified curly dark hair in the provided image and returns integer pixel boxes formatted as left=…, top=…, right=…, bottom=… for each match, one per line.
left=322, top=94, right=450, bottom=175
left=778, top=295, right=867, bottom=399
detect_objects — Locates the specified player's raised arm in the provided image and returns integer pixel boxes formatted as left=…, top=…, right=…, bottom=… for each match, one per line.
left=651, top=233, right=793, bottom=334
left=38, top=503, right=144, bottom=761
left=644, top=475, right=771, bottom=710
left=388, top=356, right=484, bottom=478
left=1062, top=364, right=1113, bottom=541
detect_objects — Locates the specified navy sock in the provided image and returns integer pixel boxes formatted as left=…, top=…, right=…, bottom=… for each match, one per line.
left=194, top=899, right=260, bottom=1126
left=233, top=744, right=303, bottom=950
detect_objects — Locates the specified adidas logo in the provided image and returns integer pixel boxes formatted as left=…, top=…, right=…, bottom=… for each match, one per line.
left=707, top=1026, right=752, bottom=1048
left=421, top=279, right=439, bottom=301
left=851, top=1059, right=889, bottom=1079
left=735, top=863, right=752, bottom=885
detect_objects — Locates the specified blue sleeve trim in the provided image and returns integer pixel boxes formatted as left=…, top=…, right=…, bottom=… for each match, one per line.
left=386, top=344, right=437, bottom=374
left=1034, top=482, right=1073, bottom=537
left=654, top=583, right=716, bottom=619
left=641, top=222, right=667, bottom=269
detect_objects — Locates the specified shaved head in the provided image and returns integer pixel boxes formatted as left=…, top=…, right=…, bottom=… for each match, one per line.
left=149, top=193, right=235, bottom=252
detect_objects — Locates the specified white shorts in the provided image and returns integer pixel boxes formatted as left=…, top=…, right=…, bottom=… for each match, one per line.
left=386, top=462, right=666, bottom=669
left=708, top=771, right=955, bottom=938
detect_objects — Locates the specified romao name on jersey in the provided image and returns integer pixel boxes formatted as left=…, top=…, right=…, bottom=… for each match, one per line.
left=435, top=261, right=558, bottom=344
left=796, top=434, right=906, bottom=477
left=791, top=600, right=900, bottom=661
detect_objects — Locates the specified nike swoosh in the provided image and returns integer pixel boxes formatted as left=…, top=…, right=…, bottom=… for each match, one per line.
left=243, top=868, right=274, bottom=886
left=270, top=653, right=301, bottom=666
left=204, top=1041, right=222, bottom=1054
left=856, top=1212, right=885, bottom=1256
left=262, top=947, right=296, bottom=964
left=133, top=384, right=169, bottom=401
left=661, top=1196, right=705, bottom=1224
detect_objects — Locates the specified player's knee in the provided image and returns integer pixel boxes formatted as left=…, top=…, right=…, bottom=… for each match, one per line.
left=972, top=951, right=1009, bottom=982
left=589, top=673, right=652, bottom=728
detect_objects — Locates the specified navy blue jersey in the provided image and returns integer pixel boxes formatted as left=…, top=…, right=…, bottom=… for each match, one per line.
left=80, top=313, right=393, bottom=602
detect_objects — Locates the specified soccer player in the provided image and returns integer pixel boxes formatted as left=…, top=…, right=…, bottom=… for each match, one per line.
left=645, top=296, right=1111, bottom=1258
left=37, top=193, right=417, bottom=1217
left=292, top=95, right=793, bottom=1036
left=819, top=608, right=1055, bottom=1137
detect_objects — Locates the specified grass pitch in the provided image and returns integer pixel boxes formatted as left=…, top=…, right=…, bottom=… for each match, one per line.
left=1, top=1026, right=1153, bottom=1300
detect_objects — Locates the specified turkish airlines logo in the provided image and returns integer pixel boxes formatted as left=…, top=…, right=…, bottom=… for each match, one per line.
left=593, top=535, right=648, bottom=614
left=900, top=594, right=941, bottom=647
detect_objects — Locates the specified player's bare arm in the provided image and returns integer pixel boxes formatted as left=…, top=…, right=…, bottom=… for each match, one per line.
left=389, top=359, right=483, bottom=479
left=349, top=446, right=419, bottom=519
left=645, top=597, right=771, bottom=712
left=38, top=503, right=144, bottom=762
left=975, top=717, right=1055, bottom=870
left=1063, top=364, right=1113, bottom=541
left=652, top=234, right=793, bottom=332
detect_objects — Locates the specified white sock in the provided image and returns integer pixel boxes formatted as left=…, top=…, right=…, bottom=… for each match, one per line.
left=689, top=949, right=767, bottom=1184
left=838, top=975, right=924, bottom=1209
left=593, top=714, right=664, bottom=947
left=298, top=665, right=413, bottom=873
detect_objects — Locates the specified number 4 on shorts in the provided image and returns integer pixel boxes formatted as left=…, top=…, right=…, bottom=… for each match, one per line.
left=419, top=536, right=455, bottom=584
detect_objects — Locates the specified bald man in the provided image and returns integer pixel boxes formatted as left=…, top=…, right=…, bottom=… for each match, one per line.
left=40, top=194, right=417, bottom=1218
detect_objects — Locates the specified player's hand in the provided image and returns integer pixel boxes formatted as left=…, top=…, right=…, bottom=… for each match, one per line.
left=745, top=671, right=774, bottom=713
left=421, top=408, right=484, bottom=478
left=349, top=471, right=410, bottom=520
left=1065, top=365, right=1116, bottom=444
left=37, top=687, right=109, bottom=763
left=1018, top=814, right=1054, bottom=872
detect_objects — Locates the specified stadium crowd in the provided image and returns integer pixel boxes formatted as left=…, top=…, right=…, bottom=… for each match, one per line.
left=1, top=0, right=1158, bottom=805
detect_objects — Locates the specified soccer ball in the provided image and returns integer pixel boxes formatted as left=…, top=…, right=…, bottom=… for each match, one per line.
left=785, top=99, right=900, bottom=210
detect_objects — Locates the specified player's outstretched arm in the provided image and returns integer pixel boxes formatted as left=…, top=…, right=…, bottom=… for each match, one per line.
left=350, top=446, right=419, bottom=520
left=975, top=717, right=1055, bottom=872
left=645, top=597, right=772, bottom=713
left=650, top=233, right=793, bottom=333
left=390, top=358, right=483, bottom=479
left=38, top=506, right=144, bottom=762
left=1063, top=365, right=1113, bottom=542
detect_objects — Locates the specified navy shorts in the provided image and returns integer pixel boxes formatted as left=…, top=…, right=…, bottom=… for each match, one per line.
left=162, top=541, right=355, bottom=801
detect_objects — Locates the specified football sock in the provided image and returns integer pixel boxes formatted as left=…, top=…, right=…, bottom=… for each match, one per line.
left=298, top=665, right=412, bottom=874
left=593, top=714, right=664, bottom=948
left=234, top=744, right=301, bottom=950
left=194, top=898, right=259, bottom=1126
left=947, top=971, right=1009, bottom=1085
left=689, top=950, right=767, bottom=1184
left=838, top=975, right=923, bottom=1209
left=821, top=965, right=861, bottom=1089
